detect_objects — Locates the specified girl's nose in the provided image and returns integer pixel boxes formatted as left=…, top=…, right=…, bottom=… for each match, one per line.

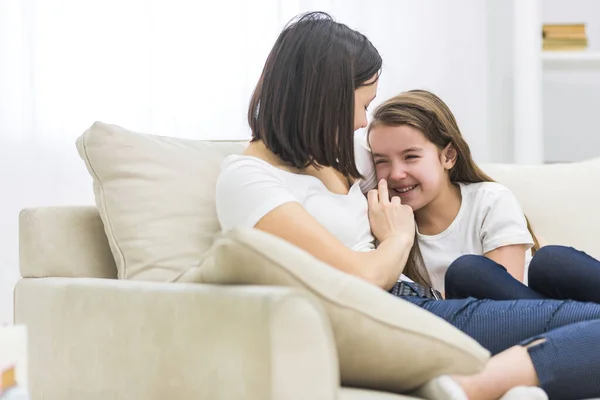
left=390, top=167, right=408, bottom=180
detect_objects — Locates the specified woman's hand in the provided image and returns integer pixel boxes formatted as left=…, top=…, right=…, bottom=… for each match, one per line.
left=367, top=179, right=416, bottom=243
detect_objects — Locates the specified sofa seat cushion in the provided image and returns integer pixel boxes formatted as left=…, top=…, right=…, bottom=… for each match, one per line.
left=196, top=227, right=490, bottom=394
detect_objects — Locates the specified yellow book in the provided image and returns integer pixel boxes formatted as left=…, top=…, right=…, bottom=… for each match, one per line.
left=543, top=23, right=586, bottom=32
left=543, top=31, right=587, bottom=40
left=543, top=38, right=588, bottom=46
left=0, top=365, right=17, bottom=393
left=543, top=44, right=588, bottom=51
left=543, top=23, right=586, bottom=40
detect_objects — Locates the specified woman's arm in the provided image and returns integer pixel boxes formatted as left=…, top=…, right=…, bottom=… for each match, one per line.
left=255, top=203, right=411, bottom=289
left=218, top=158, right=413, bottom=289
left=484, top=244, right=529, bottom=282
left=255, top=180, right=415, bottom=290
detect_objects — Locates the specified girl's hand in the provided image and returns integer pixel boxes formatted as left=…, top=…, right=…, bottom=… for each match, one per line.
left=367, top=179, right=416, bottom=243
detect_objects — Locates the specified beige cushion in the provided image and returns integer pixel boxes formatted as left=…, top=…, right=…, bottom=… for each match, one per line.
left=481, top=158, right=600, bottom=259
left=76, top=121, right=246, bottom=280
left=196, top=228, right=490, bottom=394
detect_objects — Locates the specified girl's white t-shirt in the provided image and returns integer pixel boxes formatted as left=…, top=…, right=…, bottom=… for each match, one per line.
left=417, top=182, right=534, bottom=291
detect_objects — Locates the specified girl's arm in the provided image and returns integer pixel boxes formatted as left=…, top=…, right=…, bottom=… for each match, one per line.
left=479, top=185, right=535, bottom=283
left=484, top=244, right=529, bottom=282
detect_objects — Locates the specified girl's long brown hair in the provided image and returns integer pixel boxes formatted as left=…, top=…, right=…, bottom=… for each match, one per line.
left=367, top=90, right=540, bottom=288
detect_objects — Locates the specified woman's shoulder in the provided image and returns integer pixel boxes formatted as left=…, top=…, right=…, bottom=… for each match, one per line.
left=219, top=154, right=288, bottom=182
left=217, top=155, right=288, bottom=198
left=222, top=153, right=277, bottom=172
left=216, top=155, right=301, bottom=233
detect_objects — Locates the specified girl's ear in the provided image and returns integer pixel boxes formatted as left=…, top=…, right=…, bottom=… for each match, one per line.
left=442, top=143, right=457, bottom=170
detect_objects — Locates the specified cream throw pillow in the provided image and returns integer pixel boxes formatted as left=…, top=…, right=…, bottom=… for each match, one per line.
left=196, top=227, right=490, bottom=394
left=76, top=121, right=246, bottom=280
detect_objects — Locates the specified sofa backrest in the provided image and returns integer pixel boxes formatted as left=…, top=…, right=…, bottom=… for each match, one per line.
left=481, top=159, right=600, bottom=259
left=21, top=121, right=600, bottom=279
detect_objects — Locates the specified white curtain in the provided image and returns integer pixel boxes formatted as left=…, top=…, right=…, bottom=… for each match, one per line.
left=0, top=0, right=290, bottom=324
left=0, top=0, right=493, bottom=324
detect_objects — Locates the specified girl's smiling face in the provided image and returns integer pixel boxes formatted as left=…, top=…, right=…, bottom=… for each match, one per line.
left=368, top=123, right=455, bottom=211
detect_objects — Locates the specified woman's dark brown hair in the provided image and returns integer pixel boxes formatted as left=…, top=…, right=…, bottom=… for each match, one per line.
left=248, top=12, right=382, bottom=179
left=368, top=90, right=540, bottom=287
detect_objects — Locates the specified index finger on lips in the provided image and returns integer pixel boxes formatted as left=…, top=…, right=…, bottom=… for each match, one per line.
left=378, top=179, right=390, bottom=204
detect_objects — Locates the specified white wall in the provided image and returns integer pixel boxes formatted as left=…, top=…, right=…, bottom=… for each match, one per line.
left=0, top=0, right=282, bottom=325
left=481, top=0, right=600, bottom=164
left=295, top=0, right=491, bottom=162
left=0, top=0, right=508, bottom=324
left=542, top=0, right=600, bottom=163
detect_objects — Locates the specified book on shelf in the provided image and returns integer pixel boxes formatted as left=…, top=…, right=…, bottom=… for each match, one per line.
left=544, top=30, right=587, bottom=40
left=542, top=23, right=588, bottom=51
left=543, top=39, right=588, bottom=51
left=543, top=23, right=585, bottom=34
left=1, top=366, right=16, bottom=393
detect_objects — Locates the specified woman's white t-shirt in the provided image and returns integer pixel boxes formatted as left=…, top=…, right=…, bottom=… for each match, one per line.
left=216, top=136, right=378, bottom=252
left=418, top=182, right=535, bottom=291
left=216, top=136, right=417, bottom=282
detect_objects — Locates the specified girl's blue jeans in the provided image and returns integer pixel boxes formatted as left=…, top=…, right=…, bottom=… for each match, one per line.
left=392, top=246, right=600, bottom=399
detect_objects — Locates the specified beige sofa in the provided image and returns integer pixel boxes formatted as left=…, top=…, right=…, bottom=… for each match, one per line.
left=14, top=122, right=600, bottom=399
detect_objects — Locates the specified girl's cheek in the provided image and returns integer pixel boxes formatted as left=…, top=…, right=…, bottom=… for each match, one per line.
left=375, top=165, right=387, bottom=178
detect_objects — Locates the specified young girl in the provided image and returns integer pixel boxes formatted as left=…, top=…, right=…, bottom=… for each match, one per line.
left=366, top=89, right=600, bottom=302
left=216, top=11, right=600, bottom=400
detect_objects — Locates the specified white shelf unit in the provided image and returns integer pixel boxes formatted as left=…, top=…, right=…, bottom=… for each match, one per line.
left=513, top=0, right=543, bottom=164
left=513, top=0, right=600, bottom=164
left=543, top=51, right=600, bottom=63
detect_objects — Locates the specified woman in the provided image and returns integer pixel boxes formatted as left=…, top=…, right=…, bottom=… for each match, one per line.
left=366, top=89, right=600, bottom=303
left=216, top=11, right=600, bottom=400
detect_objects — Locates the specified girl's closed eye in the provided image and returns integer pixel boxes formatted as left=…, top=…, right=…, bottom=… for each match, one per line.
left=405, top=154, right=419, bottom=160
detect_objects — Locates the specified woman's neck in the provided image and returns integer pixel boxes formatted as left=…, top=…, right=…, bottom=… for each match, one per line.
left=414, top=181, right=462, bottom=236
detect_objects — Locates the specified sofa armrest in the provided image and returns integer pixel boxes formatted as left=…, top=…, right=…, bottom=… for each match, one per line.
left=14, top=278, right=339, bottom=400
left=19, top=206, right=117, bottom=279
